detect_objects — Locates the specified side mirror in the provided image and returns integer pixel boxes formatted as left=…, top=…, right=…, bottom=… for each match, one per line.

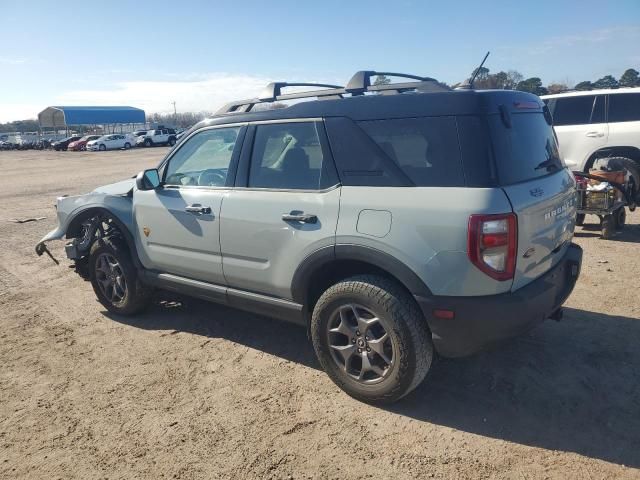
left=136, top=168, right=160, bottom=190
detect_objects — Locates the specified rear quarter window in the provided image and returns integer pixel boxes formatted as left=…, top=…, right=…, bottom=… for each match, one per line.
left=357, top=116, right=464, bottom=187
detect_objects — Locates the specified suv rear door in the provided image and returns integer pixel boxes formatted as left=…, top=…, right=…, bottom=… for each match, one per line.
left=219, top=120, right=340, bottom=300
left=490, top=108, right=576, bottom=291
left=545, top=94, right=608, bottom=170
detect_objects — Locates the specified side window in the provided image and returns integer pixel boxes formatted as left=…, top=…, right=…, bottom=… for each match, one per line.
left=608, top=93, right=640, bottom=123
left=549, top=96, right=595, bottom=126
left=164, top=127, right=240, bottom=187
left=357, top=116, right=464, bottom=187
left=248, top=122, right=332, bottom=190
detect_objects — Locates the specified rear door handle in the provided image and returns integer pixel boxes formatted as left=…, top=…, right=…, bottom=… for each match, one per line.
left=185, top=204, right=212, bottom=215
left=585, top=131, right=604, bottom=138
left=282, top=212, right=318, bottom=224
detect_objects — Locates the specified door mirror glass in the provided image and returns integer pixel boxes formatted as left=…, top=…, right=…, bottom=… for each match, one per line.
left=136, top=168, right=160, bottom=190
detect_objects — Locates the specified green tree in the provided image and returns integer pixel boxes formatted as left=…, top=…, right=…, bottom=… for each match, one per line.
left=593, top=75, right=619, bottom=89
left=574, top=81, right=593, bottom=91
left=619, top=68, right=640, bottom=87
left=373, top=75, right=391, bottom=85
left=516, top=77, right=548, bottom=96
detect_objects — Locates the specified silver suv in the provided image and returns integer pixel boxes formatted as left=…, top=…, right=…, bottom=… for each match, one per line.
left=36, top=71, right=583, bottom=403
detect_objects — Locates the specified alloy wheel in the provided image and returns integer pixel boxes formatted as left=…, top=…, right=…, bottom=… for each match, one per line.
left=94, top=253, right=127, bottom=305
left=327, top=303, right=395, bottom=384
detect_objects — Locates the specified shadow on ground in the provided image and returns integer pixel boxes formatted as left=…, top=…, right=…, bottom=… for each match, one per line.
left=573, top=216, right=640, bottom=243
left=108, top=301, right=640, bottom=468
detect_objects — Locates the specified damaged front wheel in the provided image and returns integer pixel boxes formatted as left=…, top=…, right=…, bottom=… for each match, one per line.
left=89, top=236, right=151, bottom=315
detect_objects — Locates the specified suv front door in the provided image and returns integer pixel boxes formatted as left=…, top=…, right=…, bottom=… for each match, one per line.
left=133, top=125, right=245, bottom=284
left=220, top=120, right=340, bottom=300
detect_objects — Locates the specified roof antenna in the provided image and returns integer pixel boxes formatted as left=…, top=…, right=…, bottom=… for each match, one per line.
left=467, top=51, right=490, bottom=89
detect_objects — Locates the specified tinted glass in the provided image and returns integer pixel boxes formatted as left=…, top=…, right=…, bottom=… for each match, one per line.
left=456, top=115, right=496, bottom=187
left=324, top=117, right=410, bottom=187
left=490, top=112, right=563, bottom=185
left=549, top=96, right=595, bottom=126
left=358, top=116, right=464, bottom=186
left=165, top=127, right=240, bottom=187
left=608, top=93, right=640, bottom=122
left=248, top=122, right=326, bottom=190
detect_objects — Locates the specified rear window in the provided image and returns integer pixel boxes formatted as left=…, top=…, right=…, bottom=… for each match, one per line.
left=357, top=117, right=464, bottom=187
left=490, top=112, right=563, bottom=185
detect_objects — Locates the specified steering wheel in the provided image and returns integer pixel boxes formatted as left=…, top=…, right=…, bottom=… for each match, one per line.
left=197, top=169, right=227, bottom=187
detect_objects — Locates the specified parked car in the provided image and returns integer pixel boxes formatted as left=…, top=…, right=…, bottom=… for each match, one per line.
left=542, top=88, right=640, bottom=200
left=36, top=72, right=582, bottom=404
left=132, top=130, right=147, bottom=140
left=52, top=136, right=83, bottom=151
left=86, top=134, right=135, bottom=151
left=68, top=135, right=101, bottom=151
left=138, top=128, right=177, bottom=147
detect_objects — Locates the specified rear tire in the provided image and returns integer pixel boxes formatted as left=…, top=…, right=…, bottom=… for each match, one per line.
left=89, top=236, right=151, bottom=315
left=124, top=142, right=131, bottom=149
left=168, top=137, right=176, bottom=146
left=311, top=275, right=433, bottom=404
left=601, top=215, right=615, bottom=239
left=615, top=207, right=626, bottom=231
left=144, top=139, right=152, bottom=147
left=576, top=213, right=585, bottom=226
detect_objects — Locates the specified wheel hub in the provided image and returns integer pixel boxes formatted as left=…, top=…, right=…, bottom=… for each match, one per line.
left=326, top=303, right=395, bottom=384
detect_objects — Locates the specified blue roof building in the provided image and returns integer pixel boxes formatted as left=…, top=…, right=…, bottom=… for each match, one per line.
left=38, top=106, right=146, bottom=128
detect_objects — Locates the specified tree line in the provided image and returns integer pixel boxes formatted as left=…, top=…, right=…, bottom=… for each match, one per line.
left=462, top=67, right=640, bottom=95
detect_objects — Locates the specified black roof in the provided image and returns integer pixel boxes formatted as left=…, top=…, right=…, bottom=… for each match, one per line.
left=197, top=88, right=543, bottom=131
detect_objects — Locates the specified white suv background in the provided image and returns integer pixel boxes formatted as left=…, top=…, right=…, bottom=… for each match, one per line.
left=542, top=89, right=640, bottom=189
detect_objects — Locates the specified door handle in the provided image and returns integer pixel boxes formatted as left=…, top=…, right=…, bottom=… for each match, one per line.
left=185, top=204, right=212, bottom=215
left=282, top=212, right=318, bottom=224
left=585, top=131, right=604, bottom=138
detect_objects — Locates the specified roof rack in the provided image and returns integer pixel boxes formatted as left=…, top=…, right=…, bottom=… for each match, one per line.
left=216, top=82, right=345, bottom=114
left=345, top=70, right=448, bottom=95
left=216, top=71, right=450, bottom=115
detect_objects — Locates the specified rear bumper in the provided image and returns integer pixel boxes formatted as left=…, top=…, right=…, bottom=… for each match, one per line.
left=415, top=243, right=583, bottom=358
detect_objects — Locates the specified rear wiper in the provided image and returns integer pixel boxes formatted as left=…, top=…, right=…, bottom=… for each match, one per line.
left=534, top=158, right=561, bottom=171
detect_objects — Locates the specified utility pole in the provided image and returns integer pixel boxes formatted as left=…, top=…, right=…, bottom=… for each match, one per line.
left=171, top=101, right=177, bottom=127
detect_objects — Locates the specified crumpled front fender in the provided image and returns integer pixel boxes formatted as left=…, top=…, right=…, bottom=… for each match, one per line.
left=35, top=189, right=134, bottom=257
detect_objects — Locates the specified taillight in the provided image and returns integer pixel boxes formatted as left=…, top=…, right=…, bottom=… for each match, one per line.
left=468, top=213, right=517, bottom=281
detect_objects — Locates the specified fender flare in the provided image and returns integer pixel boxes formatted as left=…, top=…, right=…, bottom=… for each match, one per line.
left=290, top=244, right=433, bottom=306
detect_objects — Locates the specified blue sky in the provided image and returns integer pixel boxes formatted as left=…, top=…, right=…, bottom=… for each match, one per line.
left=1, top=0, right=639, bottom=122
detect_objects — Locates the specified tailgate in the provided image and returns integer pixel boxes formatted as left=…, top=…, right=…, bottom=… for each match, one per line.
left=502, top=169, right=577, bottom=290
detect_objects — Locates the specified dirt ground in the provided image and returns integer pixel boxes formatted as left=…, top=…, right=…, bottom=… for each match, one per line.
left=0, top=148, right=639, bottom=480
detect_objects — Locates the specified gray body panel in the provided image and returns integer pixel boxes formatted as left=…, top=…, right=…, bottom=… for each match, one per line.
left=219, top=187, right=341, bottom=299
left=337, top=186, right=514, bottom=296
left=133, top=186, right=228, bottom=284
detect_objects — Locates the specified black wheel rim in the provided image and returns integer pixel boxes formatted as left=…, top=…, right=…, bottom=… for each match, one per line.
left=95, top=253, right=127, bottom=306
left=326, top=303, right=396, bottom=384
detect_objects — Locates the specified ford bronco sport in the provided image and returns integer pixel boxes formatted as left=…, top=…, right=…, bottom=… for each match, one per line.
left=36, top=71, right=582, bottom=403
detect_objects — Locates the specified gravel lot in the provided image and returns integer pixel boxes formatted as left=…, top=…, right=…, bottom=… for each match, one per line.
left=0, top=149, right=639, bottom=479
